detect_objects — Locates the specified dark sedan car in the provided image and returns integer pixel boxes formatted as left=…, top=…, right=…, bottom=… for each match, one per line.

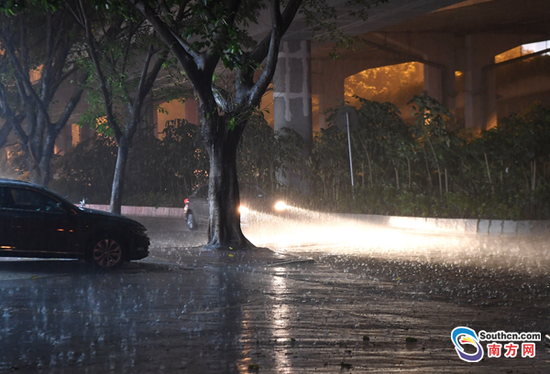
left=183, top=183, right=287, bottom=230
left=0, top=179, right=149, bottom=269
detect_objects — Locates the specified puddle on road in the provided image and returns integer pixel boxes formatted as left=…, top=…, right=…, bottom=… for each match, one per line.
left=19, top=212, right=541, bottom=373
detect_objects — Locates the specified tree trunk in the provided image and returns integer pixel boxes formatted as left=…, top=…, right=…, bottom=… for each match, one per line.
left=27, top=161, right=42, bottom=186
left=406, top=156, right=412, bottom=188
left=392, top=159, right=399, bottom=190
left=437, top=168, right=443, bottom=201
left=0, top=122, right=12, bottom=149
left=205, top=115, right=253, bottom=250
left=424, top=151, right=432, bottom=188
left=358, top=137, right=373, bottom=187
left=37, top=131, right=57, bottom=188
left=484, top=152, right=495, bottom=194
left=24, top=115, right=42, bottom=185
left=361, top=163, right=364, bottom=188
left=531, top=160, right=536, bottom=192
left=110, top=135, right=130, bottom=215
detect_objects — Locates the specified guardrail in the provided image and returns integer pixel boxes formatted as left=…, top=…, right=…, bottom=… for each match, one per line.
left=86, top=204, right=186, bottom=218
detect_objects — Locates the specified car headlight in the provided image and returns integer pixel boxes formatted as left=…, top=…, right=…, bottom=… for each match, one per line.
left=239, top=205, right=249, bottom=214
left=130, top=225, right=148, bottom=236
left=274, top=201, right=287, bottom=211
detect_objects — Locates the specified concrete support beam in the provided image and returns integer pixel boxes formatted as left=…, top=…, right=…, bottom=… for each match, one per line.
left=461, top=33, right=538, bottom=131
left=363, top=32, right=547, bottom=131
left=313, top=50, right=408, bottom=130
left=273, top=39, right=312, bottom=189
left=420, top=34, right=457, bottom=112
left=376, top=32, right=458, bottom=114
left=274, top=39, right=313, bottom=142
left=463, top=34, right=495, bottom=131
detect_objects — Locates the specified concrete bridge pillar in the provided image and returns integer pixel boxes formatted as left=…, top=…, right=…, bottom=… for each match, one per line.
left=464, top=34, right=496, bottom=132
left=273, top=39, right=312, bottom=190
left=274, top=39, right=312, bottom=142
left=377, top=32, right=519, bottom=131
left=421, top=34, right=457, bottom=113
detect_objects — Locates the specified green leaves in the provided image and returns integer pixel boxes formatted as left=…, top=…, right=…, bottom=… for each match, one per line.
left=228, top=117, right=236, bottom=131
left=237, top=112, right=286, bottom=191
left=51, top=120, right=209, bottom=206
left=176, top=1, right=256, bottom=71
left=0, top=0, right=60, bottom=15
left=303, top=98, right=550, bottom=220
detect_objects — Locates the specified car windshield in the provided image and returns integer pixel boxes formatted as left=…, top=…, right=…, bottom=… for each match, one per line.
left=38, top=187, right=79, bottom=210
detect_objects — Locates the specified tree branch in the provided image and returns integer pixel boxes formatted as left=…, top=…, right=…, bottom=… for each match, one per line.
left=50, top=65, right=79, bottom=97
left=249, top=0, right=303, bottom=65
left=53, top=72, right=88, bottom=134
left=41, top=12, right=54, bottom=101
left=140, top=49, right=169, bottom=105
left=246, top=0, right=286, bottom=108
left=0, top=25, right=52, bottom=126
left=77, top=0, right=123, bottom=140
left=0, top=121, right=12, bottom=149
left=0, top=80, right=29, bottom=145
left=132, top=0, right=213, bottom=109
left=127, top=46, right=168, bottom=140
left=134, top=0, right=203, bottom=65
left=202, top=0, right=242, bottom=77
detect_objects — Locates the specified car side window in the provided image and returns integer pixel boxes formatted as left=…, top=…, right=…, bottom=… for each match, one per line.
left=8, top=188, right=63, bottom=213
left=0, top=187, right=14, bottom=208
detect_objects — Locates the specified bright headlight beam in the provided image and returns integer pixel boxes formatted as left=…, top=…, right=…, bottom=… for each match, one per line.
left=274, top=201, right=287, bottom=211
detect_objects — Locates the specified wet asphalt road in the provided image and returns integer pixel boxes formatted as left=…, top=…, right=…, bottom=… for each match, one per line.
left=0, top=215, right=549, bottom=373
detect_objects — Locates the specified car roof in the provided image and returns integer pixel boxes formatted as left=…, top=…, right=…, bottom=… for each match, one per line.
left=0, top=178, right=40, bottom=188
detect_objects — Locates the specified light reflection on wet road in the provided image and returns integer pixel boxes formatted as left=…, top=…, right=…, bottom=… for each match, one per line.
left=0, top=215, right=548, bottom=373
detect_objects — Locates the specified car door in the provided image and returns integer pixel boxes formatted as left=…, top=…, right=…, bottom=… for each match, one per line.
left=7, top=187, right=75, bottom=255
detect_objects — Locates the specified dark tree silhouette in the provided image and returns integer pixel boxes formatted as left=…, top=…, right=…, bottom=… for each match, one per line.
left=0, top=5, right=86, bottom=186
left=130, top=0, right=386, bottom=250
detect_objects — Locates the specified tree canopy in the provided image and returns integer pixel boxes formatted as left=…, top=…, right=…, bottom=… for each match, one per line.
left=0, top=1, right=86, bottom=185
left=1, top=0, right=389, bottom=250
left=130, top=0, right=387, bottom=249
left=67, top=0, right=168, bottom=214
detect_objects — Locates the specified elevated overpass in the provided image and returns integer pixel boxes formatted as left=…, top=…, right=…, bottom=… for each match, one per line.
left=49, top=0, right=550, bottom=154
left=273, top=0, right=550, bottom=141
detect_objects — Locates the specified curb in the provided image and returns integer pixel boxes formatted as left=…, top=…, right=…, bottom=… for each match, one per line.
left=86, top=204, right=186, bottom=218
left=338, top=213, right=550, bottom=236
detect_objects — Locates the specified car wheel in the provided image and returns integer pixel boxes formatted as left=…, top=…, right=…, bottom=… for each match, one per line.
left=91, top=238, right=124, bottom=269
left=187, top=212, right=197, bottom=230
